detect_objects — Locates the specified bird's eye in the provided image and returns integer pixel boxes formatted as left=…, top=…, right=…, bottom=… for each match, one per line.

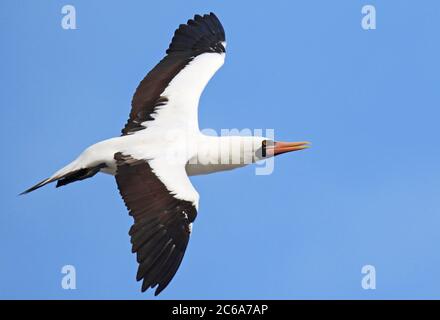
left=262, top=140, right=267, bottom=157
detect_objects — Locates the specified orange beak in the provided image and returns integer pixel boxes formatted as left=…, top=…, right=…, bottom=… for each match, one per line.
left=266, top=141, right=310, bottom=156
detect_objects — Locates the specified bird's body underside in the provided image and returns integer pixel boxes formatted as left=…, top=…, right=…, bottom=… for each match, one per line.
left=22, top=13, right=309, bottom=295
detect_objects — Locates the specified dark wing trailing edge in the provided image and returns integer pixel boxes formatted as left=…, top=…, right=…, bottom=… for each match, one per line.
left=114, top=153, right=197, bottom=295
left=121, top=12, right=226, bottom=136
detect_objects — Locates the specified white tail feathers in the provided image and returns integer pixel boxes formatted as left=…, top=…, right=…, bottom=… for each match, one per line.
left=20, top=159, right=84, bottom=195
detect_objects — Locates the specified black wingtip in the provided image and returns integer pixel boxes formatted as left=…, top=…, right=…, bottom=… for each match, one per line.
left=166, top=12, right=226, bottom=55
left=139, top=282, right=161, bottom=296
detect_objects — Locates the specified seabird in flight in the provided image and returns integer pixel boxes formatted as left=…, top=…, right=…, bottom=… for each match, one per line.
left=21, top=13, right=309, bottom=295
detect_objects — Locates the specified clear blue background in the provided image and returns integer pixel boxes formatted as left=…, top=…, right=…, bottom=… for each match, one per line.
left=1, top=0, right=439, bottom=299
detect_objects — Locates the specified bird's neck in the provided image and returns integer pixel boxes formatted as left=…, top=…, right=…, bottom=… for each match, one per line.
left=185, top=135, right=265, bottom=176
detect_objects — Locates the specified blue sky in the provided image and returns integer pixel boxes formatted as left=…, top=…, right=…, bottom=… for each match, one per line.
left=1, top=0, right=440, bottom=299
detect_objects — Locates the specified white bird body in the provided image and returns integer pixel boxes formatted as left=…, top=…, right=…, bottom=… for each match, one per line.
left=52, top=133, right=267, bottom=196
left=66, top=134, right=265, bottom=174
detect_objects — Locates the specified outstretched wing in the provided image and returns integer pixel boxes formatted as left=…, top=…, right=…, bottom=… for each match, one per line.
left=122, top=13, right=226, bottom=135
left=114, top=153, right=199, bottom=295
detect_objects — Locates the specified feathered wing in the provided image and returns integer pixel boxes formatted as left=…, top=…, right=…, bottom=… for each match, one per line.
left=115, top=12, right=226, bottom=295
left=114, top=153, right=199, bottom=295
left=122, top=13, right=226, bottom=136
